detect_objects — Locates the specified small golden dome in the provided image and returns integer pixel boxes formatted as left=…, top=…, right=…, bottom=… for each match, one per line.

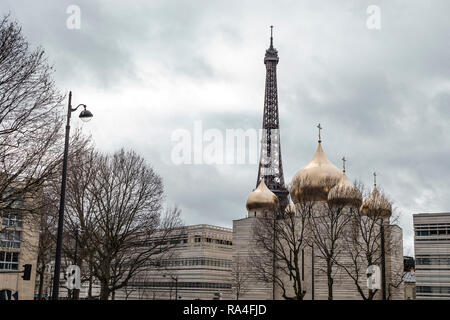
left=327, top=172, right=362, bottom=207
left=360, top=185, right=392, bottom=219
left=290, top=142, right=342, bottom=203
left=246, top=179, right=279, bottom=211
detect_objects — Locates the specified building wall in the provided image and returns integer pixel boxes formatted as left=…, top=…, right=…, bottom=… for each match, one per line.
left=281, top=219, right=403, bottom=300
left=414, top=212, right=450, bottom=300
left=114, top=224, right=233, bottom=300
left=234, top=207, right=405, bottom=300
left=0, top=190, right=40, bottom=300
left=232, top=217, right=273, bottom=300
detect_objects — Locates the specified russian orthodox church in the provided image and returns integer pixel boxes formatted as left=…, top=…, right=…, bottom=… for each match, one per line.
left=232, top=28, right=404, bottom=300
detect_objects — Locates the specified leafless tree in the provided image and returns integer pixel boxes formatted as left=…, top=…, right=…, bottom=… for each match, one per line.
left=231, top=254, right=250, bottom=300
left=35, top=188, right=58, bottom=299
left=251, top=202, right=311, bottom=300
left=331, top=183, right=404, bottom=300
left=306, top=178, right=354, bottom=300
left=61, top=148, right=183, bottom=300
left=0, top=15, right=66, bottom=228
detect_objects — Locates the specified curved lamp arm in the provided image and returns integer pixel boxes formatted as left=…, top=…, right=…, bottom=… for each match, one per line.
left=71, top=103, right=87, bottom=112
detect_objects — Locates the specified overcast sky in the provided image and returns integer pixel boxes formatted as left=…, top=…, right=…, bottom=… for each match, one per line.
left=2, top=0, right=449, bottom=255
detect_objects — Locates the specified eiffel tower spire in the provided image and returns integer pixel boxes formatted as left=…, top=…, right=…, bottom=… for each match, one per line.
left=256, top=26, right=289, bottom=212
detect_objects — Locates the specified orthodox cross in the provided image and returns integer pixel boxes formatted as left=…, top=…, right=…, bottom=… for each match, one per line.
left=317, top=123, right=322, bottom=142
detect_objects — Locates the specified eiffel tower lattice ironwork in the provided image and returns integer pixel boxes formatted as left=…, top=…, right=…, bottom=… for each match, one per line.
left=256, top=26, right=289, bottom=212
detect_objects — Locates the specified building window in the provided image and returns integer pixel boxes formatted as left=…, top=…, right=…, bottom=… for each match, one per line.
left=0, top=289, right=12, bottom=300
left=0, top=251, right=19, bottom=270
left=0, top=230, right=21, bottom=249
left=2, top=211, right=23, bottom=228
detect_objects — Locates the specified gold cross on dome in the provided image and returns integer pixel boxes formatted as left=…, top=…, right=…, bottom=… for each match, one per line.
left=317, top=123, right=322, bottom=142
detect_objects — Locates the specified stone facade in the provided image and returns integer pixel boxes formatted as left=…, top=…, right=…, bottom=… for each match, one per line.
left=233, top=209, right=404, bottom=300
left=0, top=186, right=40, bottom=300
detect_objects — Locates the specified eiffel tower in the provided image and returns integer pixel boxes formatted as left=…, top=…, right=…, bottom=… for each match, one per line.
left=256, top=26, right=289, bottom=212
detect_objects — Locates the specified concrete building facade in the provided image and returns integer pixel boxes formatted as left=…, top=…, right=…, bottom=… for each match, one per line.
left=115, top=224, right=233, bottom=300
left=0, top=186, right=40, bottom=300
left=414, top=212, right=450, bottom=300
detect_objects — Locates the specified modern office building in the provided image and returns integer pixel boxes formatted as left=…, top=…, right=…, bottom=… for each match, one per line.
left=414, top=212, right=450, bottom=299
left=114, top=224, right=233, bottom=300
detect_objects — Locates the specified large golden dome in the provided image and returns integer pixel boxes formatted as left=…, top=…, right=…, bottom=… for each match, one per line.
left=246, top=179, right=279, bottom=211
left=290, top=141, right=342, bottom=203
left=328, top=172, right=362, bottom=208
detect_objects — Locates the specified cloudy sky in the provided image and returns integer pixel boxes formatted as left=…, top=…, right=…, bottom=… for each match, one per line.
left=2, top=0, right=449, bottom=255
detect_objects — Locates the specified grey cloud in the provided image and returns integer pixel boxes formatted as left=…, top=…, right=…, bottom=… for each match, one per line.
left=2, top=0, right=450, bottom=255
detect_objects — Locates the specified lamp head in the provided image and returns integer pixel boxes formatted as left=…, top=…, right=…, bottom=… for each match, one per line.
left=79, top=106, right=93, bottom=122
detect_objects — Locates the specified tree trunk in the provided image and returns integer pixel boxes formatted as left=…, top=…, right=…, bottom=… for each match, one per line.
left=327, top=260, right=333, bottom=300
left=37, top=270, right=44, bottom=299
left=100, top=281, right=110, bottom=300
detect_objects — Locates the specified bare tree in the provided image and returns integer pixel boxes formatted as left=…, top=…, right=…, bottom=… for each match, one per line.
left=332, top=183, right=404, bottom=300
left=251, top=202, right=311, bottom=300
left=231, top=254, right=250, bottom=300
left=333, top=206, right=381, bottom=300
left=61, top=148, right=183, bottom=300
left=0, top=15, right=66, bottom=228
left=35, top=188, right=58, bottom=299
left=306, top=179, right=354, bottom=300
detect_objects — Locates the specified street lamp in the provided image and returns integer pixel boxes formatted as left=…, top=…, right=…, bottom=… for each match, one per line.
left=52, top=91, right=93, bottom=300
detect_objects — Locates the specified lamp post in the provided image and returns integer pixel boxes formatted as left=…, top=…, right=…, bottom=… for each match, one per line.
left=52, top=91, right=93, bottom=300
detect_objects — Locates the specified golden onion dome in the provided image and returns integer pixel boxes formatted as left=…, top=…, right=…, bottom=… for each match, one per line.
left=290, top=141, right=342, bottom=203
left=246, top=179, right=279, bottom=211
left=360, top=177, right=392, bottom=219
left=327, top=172, right=362, bottom=207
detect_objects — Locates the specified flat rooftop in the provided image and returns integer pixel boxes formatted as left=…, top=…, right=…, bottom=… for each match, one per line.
left=413, top=212, right=450, bottom=217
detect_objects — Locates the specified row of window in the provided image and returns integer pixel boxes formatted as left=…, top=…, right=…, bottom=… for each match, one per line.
left=194, top=236, right=232, bottom=246
left=416, top=286, right=450, bottom=294
left=0, top=251, right=19, bottom=270
left=128, top=281, right=232, bottom=289
left=144, top=237, right=232, bottom=247
left=143, top=238, right=188, bottom=247
left=415, top=238, right=450, bottom=242
left=416, top=256, right=450, bottom=266
left=0, top=230, right=21, bottom=249
left=148, top=257, right=232, bottom=268
left=415, top=230, right=450, bottom=236
left=1, top=187, right=25, bottom=207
